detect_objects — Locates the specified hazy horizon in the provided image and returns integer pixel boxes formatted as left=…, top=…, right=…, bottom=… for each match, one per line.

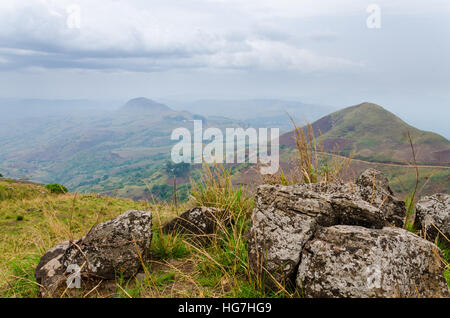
left=0, top=0, right=449, bottom=137
left=1, top=95, right=448, bottom=139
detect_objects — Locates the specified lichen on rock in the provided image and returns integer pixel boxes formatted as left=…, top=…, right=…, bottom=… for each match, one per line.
left=296, top=225, right=449, bottom=298
left=247, top=169, right=407, bottom=287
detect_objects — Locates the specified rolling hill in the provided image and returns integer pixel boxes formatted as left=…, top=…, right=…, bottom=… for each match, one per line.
left=1, top=100, right=448, bottom=201
left=0, top=97, right=245, bottom=199
left=280, top=102, right=450, bottom=166
left=272, top=102, right=450, bottom=196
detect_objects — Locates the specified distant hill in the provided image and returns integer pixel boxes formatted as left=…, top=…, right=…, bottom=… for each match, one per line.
left=1, top=99, right=448, bottom=200
left=120, top=97, right=172, bottom=114
left=166, top=99, right=335, bottom=132
left=0, top=97, right=245, bottom=200
left=280, top=102, right=450, bottom=166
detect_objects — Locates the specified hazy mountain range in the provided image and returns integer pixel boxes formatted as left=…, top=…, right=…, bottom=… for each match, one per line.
left=166, top=99, right=334, bottom=132
left=0, top=98, right=448, bottom=200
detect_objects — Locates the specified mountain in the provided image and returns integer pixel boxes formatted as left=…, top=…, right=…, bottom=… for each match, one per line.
left=120, top=97, right=172, bottom=114
left=280, top=102, right=450, bottom=165
left=166, top=99, right=335, bottom=132
left=235, top=102, right=449, bottom=197
left=1, top=99, right=448, bottom=201
left=0, top=98, right=245, bottom=200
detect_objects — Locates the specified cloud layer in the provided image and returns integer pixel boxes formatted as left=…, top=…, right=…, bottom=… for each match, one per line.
left=0, top=0, right=372, bottom=73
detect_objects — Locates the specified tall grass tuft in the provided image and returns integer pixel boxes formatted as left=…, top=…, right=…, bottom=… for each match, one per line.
left=187, top=163, right=294, bottom=297
left=190, top=163, right=254, bottom=215
left=264, top=115, right=353, bottom=186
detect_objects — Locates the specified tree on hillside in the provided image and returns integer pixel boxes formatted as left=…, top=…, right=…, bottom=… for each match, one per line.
left=165, top=161, right=190, bottom=178
left=45, top=184, right=68, bottom=194
left=165, top=161, right=191, bottom=210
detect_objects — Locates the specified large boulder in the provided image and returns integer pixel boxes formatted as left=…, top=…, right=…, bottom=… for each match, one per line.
left=296, top=225, right=449, bottom=298
left=35, top=210, right=152, bottom=297
left=414, top=193, right=449, bottom=243
left=247, top=169, right=406, bottom=286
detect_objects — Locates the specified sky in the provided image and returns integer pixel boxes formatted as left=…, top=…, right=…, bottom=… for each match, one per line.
left=0, top=0, right=449, bottom=137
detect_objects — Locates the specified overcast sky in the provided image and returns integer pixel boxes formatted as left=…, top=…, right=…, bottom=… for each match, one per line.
left=0, top=0, right=449, bottom=137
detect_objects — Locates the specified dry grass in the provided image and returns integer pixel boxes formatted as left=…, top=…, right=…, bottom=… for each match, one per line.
left=263, top=116, right=353, bottom=186
left=188, top=163, right=290, bottom=297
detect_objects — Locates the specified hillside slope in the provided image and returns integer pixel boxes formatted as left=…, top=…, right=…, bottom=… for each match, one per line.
left=0, top=98, right=244, bottom=196
left=280, top=102, right=450, bottom=165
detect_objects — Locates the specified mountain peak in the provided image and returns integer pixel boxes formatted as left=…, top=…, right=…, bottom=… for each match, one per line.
left=281, top=102, right=450, bottom=165
left=121, top=97, right=172, bottom=113
left=345, top=102, right=386, bottom=113
left=357, top=102, right=383, bottom=109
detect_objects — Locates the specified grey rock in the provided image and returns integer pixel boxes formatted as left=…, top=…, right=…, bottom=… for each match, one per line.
left=35, top=241, right=71, bottom=298
left=296, top=225, right=449, bottom=298
left=247, top=169, right=406, bottom=286
left=63, top=210, right=153, bottom=279
left=356, top=168, right=393, bottom=195
left=415, top=193, right=449, bottom=243
left=356, top=168, right=406, bottom=227
left=162, top=207, right=222, bottom=240
left=35, top=210, right=152, bottom=297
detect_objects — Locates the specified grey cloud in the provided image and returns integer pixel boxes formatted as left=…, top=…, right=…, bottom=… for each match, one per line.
left=0, top=0, right=362, bottom=73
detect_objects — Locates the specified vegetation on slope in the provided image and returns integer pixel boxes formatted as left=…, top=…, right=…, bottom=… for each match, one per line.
left=281, top=102, right=450, bottom=165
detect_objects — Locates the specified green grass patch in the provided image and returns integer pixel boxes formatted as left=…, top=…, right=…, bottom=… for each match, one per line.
left=151, top=231, right=190, bottom=260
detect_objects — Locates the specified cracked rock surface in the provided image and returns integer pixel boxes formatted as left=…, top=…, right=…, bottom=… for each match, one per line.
left=297, top=225, right=449, bottom=298
left=248, top=169, right=406, bottom=286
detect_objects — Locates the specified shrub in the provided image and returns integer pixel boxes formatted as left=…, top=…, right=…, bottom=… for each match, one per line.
left=45, top=184, right=68, bottom=194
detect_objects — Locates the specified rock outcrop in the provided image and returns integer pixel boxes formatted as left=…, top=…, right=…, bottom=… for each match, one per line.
left=247, top=169, right=406, bottom=286
left=414, top=193, right=449, bottom=243
left=297, top=225, right=449, bottom=298
left=35, top=210, right=152, bottom=297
